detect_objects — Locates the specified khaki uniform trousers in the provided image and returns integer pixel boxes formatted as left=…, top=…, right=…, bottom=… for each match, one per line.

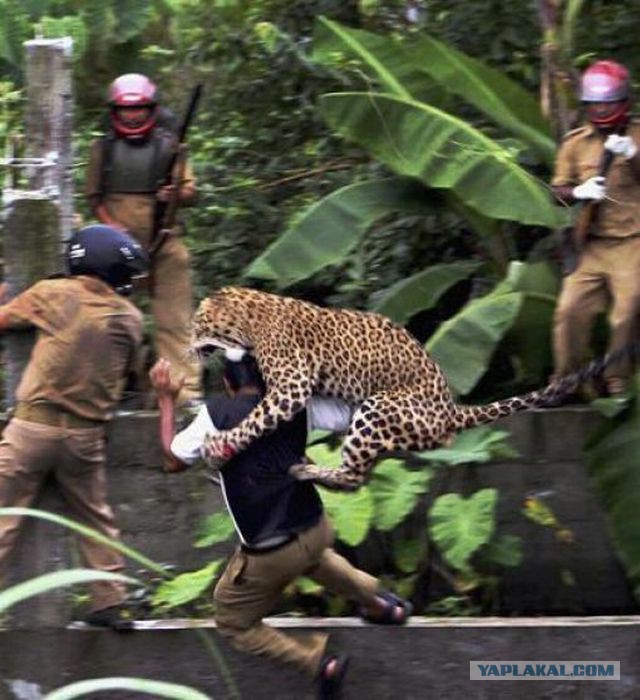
left=0, top=418, right=126, bottom=612
left=148, top=234, right=201, bottom=403
left=214, top=515, right=379, bottom=676
left=553, top=236, right=640, bottom=393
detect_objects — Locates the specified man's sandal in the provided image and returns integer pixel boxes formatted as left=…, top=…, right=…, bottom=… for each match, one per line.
left=315, top=654, right=350, bottom=700
left=360, top=590, right=413, bottom=625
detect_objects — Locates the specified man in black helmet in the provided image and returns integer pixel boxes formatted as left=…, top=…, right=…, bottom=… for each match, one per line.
left=85, top=73, right=201, bottom=405
left=0, top=225, right=146, bottom=630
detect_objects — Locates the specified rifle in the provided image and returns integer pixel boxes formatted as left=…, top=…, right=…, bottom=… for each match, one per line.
left=562, top=121, right=628, bottom=274
left=148, top=84, right=203, bottom=258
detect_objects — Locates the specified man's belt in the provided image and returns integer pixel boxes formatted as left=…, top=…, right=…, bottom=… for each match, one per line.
left=14, top=402, right=105, bottom=429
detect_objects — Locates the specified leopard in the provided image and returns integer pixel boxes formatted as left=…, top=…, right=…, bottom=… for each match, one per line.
left=190, top=285, right=623, bottom=491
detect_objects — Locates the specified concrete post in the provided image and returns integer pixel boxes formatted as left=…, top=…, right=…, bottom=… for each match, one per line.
left=2, top=37, right=74, bottom=407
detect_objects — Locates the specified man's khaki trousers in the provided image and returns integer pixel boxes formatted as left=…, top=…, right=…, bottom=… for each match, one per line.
left=553, top=236, right=640, bottom=393
left=0, top=418, right=127, bottom=612
left=214, top=516, right=380, bottom=676
left=150, top=235, right=201, bottom=404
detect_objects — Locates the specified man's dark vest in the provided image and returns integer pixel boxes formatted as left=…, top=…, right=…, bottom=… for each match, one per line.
left=206, top=394, right=323, bottom=547
left=100, top=128, right=176, bottom=194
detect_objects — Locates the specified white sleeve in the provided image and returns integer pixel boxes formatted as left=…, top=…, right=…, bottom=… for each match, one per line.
left=307, top=397, right=354, bottom=433
left=170, top=405, right=219, bottom=466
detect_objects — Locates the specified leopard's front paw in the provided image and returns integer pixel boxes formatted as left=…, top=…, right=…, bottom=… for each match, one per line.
left=203, top=434, right=238, bottom=468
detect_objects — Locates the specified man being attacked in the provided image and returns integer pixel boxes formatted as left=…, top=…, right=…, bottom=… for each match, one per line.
left=150, top=352, right=412, bottom=699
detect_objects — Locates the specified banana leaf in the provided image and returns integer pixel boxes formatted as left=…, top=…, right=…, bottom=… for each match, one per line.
left=246, top=177, right=435, bottom=286
left=315, top=17, right=553, bottom=164
left=321, top=92, right=563, bottom=228
left=426, top=289, right=523, bottom=395
left=408, top=34, right=555, bottom=164
left=313, top=17, right=447, bottom=105
left=500, top=261, right=560, bottom=384
left=44, top=678, right=210, bottom=700
left=370, top=260, right=481, bottom=324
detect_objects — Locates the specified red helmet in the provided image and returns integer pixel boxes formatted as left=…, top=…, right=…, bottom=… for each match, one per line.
left=108, top=73, right=158, bottom=138
left=580, top=60, right=631, bottom=128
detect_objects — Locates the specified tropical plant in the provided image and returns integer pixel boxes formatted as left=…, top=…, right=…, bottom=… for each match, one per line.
left=0, top=507, right=239, bottom=699
left=245, top=17, right=567, bottom=398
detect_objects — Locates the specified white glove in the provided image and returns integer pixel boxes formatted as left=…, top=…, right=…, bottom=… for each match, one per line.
left=572, top=176, right=606, bottom=201
left=604, top=134, right=638, bottom=160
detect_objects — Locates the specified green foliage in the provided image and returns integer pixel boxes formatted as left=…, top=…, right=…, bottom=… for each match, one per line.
left=246, top=177, right=436, bottom=287
left=421, top=426, right=519, bottom=466
left=425, top=288, right=523, bottom=395
left=584, top=384, right=640, bottom=601
left=152, top=560, right=223, bottom=609
left=369, top=458, right=432, bottom=531
left=0, top=569, right=137, bottom=612
left=194, top=511, right=235, bottom=548
left=370, top=260, right=481, bottom=324
left=429, top=488, right=498, bottom=573
left=321, top=91, right=560, bottom=228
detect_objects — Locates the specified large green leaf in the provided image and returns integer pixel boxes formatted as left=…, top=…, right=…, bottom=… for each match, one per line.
left=194, top=511, right=235, bottom=548
left=501, top=261, right=560, bottom=384
left=370, top=260, right=481, bottom=324
left=314, top=19, right=553, bottom=164
left=0, top=569, right=137, bottom=612
left=369, top=458, right=432, bottom=531
left=321, top=93, right=562, bottom=228
left=45, top=677, right=210, bottom=700
left=426, top=290, right=523, bottom=395
left=313, top=17, right=446, bottom=105
left=585, top=390, right=640, bottom=600
left=152, top=560, right=223, bottom=609
left=408, top=34, right=554, bottom=164
left=429, top=488, right=498, bottom=572
left=419, top=426, right=518, bottom=466
left=246, top=177, right=435, bottom=286
left=307, top=443, right=373, bottom=546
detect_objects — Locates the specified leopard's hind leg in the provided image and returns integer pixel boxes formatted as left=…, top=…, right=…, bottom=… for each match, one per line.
left=290, top=390, right=451, bottom=491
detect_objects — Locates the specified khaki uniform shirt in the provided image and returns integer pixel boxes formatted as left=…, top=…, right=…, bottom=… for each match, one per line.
left=85, top=138, right=196, bottom=246
left=2, top=276, right=143, bottom=421
left=552, top=119, right=640, bottom=238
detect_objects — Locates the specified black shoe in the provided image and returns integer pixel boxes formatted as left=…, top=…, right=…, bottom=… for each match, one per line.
left=85, top=604, right=134, bottom=632
left=315, top=654, right=350, bottom=700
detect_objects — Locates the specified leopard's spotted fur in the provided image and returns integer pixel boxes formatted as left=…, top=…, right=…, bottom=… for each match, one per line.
left=191, top=286, right=615, bottom=491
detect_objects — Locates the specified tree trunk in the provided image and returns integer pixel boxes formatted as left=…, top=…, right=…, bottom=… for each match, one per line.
left=536, top=0, right=579, bottom=141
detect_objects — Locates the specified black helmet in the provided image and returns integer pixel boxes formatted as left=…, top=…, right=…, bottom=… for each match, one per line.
left=67, top=225, right=148, bottom=295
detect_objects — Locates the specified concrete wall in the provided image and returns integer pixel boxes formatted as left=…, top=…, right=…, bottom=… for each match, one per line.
left=3, top=406, right=637, bottom=629
left=2, top=617, right=640, bottom=699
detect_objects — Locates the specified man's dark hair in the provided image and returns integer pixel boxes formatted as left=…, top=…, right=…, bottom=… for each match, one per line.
left=223, top=355, right=266, bottom=394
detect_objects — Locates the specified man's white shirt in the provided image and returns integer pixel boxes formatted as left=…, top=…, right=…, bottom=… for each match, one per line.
left=171, top=396, right=354, bottom=466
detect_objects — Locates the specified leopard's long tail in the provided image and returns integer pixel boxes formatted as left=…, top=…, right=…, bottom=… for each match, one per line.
left=450, top=343, right=639, bottom=431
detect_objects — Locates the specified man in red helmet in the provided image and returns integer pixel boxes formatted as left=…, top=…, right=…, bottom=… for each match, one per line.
left=551, top=60, right=640, bottom=397
left=85, top=74, right=201, bottom=406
